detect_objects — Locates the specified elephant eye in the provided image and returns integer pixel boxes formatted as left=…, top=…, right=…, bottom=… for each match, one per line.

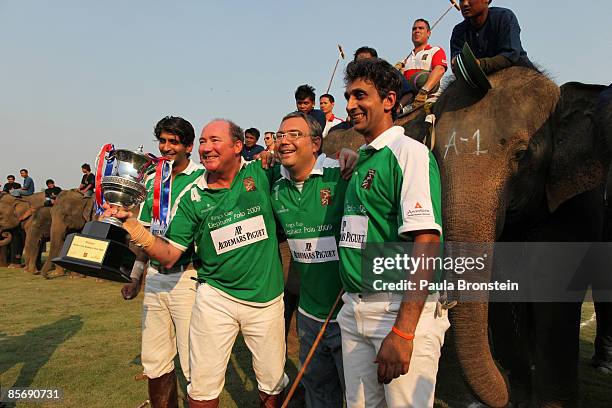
left=513, top=148, right=527, bottom=162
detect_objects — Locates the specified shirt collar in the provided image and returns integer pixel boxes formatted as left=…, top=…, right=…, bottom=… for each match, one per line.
left=180, top=160, right=202, bottom=176
left=327, top=114, right=337, bottom=122
left=412, top=43, right=432, bottom=55
left=196, top=157, right=247, bottom=190
left=360, top=126, right=404, bottom=151
left=280, top=153, right=328, bottom=181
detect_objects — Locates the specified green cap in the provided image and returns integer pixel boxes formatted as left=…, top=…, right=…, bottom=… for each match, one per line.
left=455, top=43, right=492, bottom=90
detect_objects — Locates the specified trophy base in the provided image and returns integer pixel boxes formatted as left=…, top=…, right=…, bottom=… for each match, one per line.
left=52, top=221, right=136, bottom=283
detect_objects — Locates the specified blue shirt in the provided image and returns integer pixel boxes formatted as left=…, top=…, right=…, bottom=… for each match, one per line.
left=241, top=144, right=265, bottom=161
left=450, top=7, right=531, bottom=67
left=22, top=176, right=34, bottom=194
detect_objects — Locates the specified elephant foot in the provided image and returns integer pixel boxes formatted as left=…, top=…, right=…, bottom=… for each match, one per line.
left=7, top=263, right=24, bottom=269
left=591, top=353, right=612, bottom=374
left=45, top=270, right=66, bottom=280
left=32, top=269, right=41, bottom=275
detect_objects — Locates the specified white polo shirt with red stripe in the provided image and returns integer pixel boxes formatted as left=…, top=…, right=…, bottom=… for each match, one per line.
left=402, top=44, right=447, bottom=97
left=322, top=114, right=344, bottom=138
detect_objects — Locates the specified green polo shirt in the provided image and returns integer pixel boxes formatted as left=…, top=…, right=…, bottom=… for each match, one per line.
left=271, top=154, right=346, bottom=320
left=339, top=126, right=443, bottom=293
left=138, top=160, right=204, bottom=267
left=164, top=159, right=284, bottom=303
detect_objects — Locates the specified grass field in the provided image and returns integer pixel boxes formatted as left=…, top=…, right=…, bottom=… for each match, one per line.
left=0, top=268, right=609, bottom=407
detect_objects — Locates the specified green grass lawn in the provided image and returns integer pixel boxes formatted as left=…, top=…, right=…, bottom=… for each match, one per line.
left=0, top=268, right=609, bottom=407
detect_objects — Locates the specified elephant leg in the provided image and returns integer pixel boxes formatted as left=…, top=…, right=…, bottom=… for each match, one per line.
left=489, top=302, right=532, bottom=405
left=23, top=231, right=40, bottom=274
left=0, top=246, right=8, bottom=267
left=10, top=227, right=24, bottom=265
left=42, top=221, right=66, bottom=277
left=592, top=301, right=612, bottom=373
left=35, top=239, right=46, bottom=273
left=532, top=302, right=582, bottom=407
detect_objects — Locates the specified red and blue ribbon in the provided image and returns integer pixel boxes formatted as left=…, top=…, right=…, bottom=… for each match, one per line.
left=94, top=144, right=115, bottom=214
left=150, top=157, right=173, bottom=236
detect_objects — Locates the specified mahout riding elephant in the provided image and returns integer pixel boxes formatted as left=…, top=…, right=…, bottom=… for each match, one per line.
left=22, top=206, right=52, bottom=273
left=322, top=68, right=611, bottom=407
left=41, top=190, right=95, bottom=278
left=0, top=192, right=45, bottom=266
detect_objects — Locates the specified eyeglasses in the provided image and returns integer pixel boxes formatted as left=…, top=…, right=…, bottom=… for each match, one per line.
left=274, top=130, right=307, bottom=142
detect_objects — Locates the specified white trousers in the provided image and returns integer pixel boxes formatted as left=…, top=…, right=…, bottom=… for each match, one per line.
left=337, top=292, right=450, bottom=408
left=187, top=284, right=288, bottom=401
left=141, top=266, right=197, bottom=380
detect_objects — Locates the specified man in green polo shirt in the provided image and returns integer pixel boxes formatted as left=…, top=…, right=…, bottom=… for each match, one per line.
left=271, top=111, right=347, bottom=408
left=336, top=58, right=449, bottom=408
left=107, top=119, right=287, bottom=408
left=120, top=116, right=203, bottom=407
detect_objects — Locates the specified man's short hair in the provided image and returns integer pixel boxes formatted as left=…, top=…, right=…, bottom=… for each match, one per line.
left=46, top=179, right=54, bottom=185
left=354, top=46, right=378, bottom=61
left=264, top=131, right=274, bottom=136
left=245, top=127, right=260, bottom=140
left=7, top=175, right=15, bottom=180
left=281, top=111, right=323, bottom=139
left=295, top=84, right=316, bottom=102
left=344, top=58, right=402, bottom=112
left=20, top=169, right=28, bottom=174
left=414, top=18, right=431, bottom=30
left=81, top=163, right=91, bottom=171
left=154, top=116, right=196, bottom=147
left=209, top=119, right=244, bottom=143
left=320, top=93, right=335, bottom=103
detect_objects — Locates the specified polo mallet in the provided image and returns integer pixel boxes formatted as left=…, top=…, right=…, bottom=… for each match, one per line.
left=325, top=44, right=345, bottom=94
left=280, top=289, right=345, bottom=408
left=431, top=0, right=461, bottom=31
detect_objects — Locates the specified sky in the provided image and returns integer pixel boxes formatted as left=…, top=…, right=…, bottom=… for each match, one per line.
left=1, top=0, right=611, bottom=190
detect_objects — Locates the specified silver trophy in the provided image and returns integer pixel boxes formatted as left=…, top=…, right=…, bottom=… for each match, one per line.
left=101, top=146, right=152, bottom=227
left=53, top=145, right=154, bottom=282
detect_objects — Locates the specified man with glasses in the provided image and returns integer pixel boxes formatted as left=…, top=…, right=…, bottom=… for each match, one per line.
left=271, top=111, right=356, bottom=407
left=263, top=131, right=275, bottom=153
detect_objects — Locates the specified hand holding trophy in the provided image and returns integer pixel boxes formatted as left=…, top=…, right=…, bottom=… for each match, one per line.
left=52, top=144, right=155, bottom=282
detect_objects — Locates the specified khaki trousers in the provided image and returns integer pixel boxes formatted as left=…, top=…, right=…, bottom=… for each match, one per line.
left=187, top=283, right=288, bottom=400
left=141, top=266, right=197, bottom=380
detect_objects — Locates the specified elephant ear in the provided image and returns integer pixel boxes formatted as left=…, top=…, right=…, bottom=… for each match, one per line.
left=547, top=82, right=609, bottom=212
left=13, top=201, right=31, bottom=222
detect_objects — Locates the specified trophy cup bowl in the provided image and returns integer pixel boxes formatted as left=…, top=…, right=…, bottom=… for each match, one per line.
left=52, top=147, right=154, bottom=282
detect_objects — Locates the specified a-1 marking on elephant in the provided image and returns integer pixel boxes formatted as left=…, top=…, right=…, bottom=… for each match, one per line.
left=444, top=129, right=489, bottom=159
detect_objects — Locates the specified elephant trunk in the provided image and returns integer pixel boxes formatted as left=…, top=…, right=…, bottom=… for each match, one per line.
left=0, top=231, right=13, bottom=246
left=443, top=173, right=509, bottom=407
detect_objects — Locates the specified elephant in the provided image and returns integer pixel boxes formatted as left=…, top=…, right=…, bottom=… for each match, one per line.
left=0, top=192, right=46, bottom=266
left=429, top=72, right=611, bottom=407
left=22, top=206, right=52, bottom=273
left=41, top=190, right=95, bottom=278
left=322, top=69, right=611, bottom=407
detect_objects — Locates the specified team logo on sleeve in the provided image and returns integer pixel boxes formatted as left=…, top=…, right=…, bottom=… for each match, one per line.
left=243, top=177, right=256, bottom=192
left=320, top=188, right=332, bottom=206
left=422, top=54, right=428, bottom=61
left=361, top=169, right=376, bottom=190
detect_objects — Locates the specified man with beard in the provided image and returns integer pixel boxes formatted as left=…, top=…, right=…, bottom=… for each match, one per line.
left=107, top=119, right=287, bottom=408
left=121, top=116, right=203, bottom=407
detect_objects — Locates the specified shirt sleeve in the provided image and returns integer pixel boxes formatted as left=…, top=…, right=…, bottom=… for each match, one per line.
left=164, top=187, right=199, bottom=252
left=431, top=48, right=448, bottom=70
left=494, top=10, right=525, bottom=63
left=450, top=23, right=465, bottom=60
left=394, top=144, right=443, bottom=237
